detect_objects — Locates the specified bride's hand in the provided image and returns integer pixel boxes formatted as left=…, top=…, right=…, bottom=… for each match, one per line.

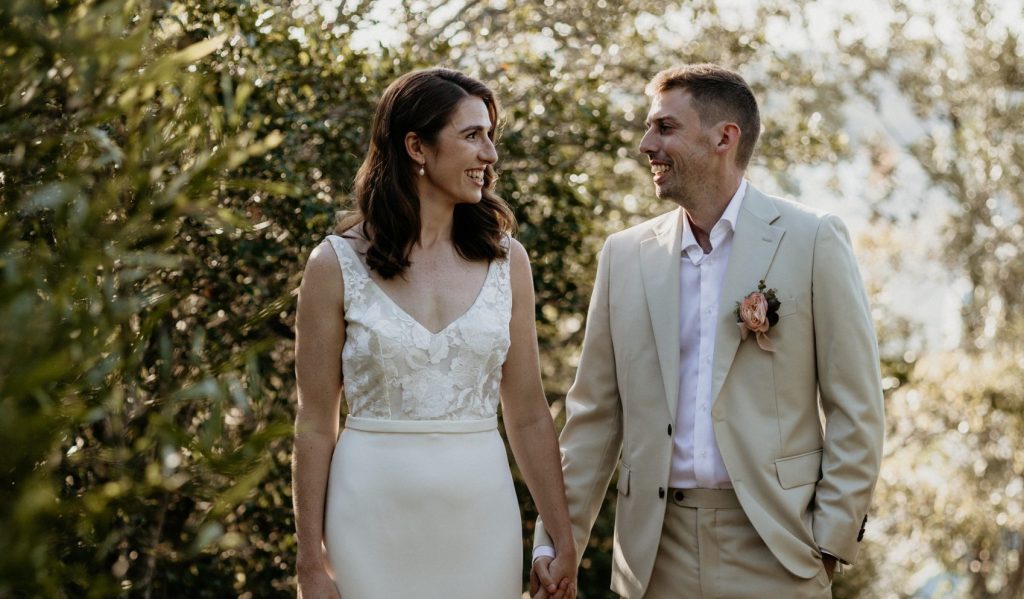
left=297, top=566, right=341, bottom=599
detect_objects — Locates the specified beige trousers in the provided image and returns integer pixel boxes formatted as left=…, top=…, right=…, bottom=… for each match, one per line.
left=641, top=489, right=832, bottom=599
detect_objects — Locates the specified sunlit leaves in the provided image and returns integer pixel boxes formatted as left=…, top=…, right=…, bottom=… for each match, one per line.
left=4, top=0, right=1022, bottom=596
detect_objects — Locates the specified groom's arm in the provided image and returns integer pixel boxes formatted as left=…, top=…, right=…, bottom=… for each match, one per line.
left=534, top=239, right=624, bottom=563
left=810, top=214, right=885, bottom=565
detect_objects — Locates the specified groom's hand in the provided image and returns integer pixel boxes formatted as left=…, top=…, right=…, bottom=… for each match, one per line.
left=530, top=556, right=571, bottom=599
left=530, top=556, right=554, bottom=597
left=823, top=555, right=837, bottom=583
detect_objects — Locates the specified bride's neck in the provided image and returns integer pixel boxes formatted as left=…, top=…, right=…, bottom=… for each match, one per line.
left=417, top=200, right=455, bottom=250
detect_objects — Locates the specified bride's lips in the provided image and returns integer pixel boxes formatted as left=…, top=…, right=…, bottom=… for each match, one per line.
left=466, top=168, right=485, bottom=187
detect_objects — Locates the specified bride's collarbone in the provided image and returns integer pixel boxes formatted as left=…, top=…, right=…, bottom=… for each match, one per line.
left=374, top=259, right=490, bottom=332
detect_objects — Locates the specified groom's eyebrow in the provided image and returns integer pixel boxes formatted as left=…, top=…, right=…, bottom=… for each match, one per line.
left=645, top=116, right=678, bottom=128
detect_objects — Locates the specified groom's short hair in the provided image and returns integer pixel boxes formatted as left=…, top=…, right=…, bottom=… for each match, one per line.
left=646, top=64, right=761, bottom=170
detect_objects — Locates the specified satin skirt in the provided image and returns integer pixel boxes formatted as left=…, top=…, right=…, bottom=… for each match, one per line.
left=324, top=416, right=523, bottom=598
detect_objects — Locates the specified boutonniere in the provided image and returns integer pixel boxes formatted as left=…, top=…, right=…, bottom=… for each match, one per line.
left=735, top=280, right=780, bottom=352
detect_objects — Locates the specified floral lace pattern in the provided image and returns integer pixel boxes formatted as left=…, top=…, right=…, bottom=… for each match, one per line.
left=326, top=234, right=512, bottom=421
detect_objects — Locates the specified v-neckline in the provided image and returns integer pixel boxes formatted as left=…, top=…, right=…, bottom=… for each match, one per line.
left=338, top=236, right=494, bottom=336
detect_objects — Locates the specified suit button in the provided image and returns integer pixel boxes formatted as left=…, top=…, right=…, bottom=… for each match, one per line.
left=658, top=487, right=665, bottom=499
left=667, top=424, right=673, bottom=436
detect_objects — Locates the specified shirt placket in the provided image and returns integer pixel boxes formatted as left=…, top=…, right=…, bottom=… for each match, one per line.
left=694, top=252, right=716, bottom=487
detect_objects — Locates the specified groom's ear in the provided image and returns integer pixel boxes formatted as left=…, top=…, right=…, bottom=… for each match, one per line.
left=713, top=122, right=741, bottom=156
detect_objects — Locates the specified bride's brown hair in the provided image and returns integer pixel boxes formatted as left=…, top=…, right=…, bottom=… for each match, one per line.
left=336, top=68, right=516, bottom=279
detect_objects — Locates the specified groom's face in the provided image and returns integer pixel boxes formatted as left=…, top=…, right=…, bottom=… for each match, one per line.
left=639, top=88, right=714, bottom=206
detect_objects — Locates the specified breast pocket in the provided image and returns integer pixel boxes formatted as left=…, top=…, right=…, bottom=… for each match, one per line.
left=775, top=295, right=799, bottom=319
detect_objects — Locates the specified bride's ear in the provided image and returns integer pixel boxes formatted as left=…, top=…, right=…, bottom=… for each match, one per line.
left=404, top=132, right=427, bottom=170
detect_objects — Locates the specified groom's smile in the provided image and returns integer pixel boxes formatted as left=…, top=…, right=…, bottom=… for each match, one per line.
left=651, top=161, right=672, bottom=184
left=651, top=163, right=672, bottom=174
left=639, top=88, right=718, bottom=206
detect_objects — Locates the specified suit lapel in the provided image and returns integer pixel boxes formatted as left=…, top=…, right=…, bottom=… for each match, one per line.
left=640, top=208, right=683, bottom=420
left=711, top=187, right=785, bottom=405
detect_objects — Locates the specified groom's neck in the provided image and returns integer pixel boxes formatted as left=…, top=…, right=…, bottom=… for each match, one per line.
left=683, top=174, right=742, bottom=233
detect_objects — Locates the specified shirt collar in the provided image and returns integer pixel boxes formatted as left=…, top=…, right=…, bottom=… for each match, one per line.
left=681, top=179, right=747, bottom=262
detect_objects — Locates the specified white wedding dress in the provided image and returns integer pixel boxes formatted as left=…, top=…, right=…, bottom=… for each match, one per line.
left=322, top=234, right=522, bottom=598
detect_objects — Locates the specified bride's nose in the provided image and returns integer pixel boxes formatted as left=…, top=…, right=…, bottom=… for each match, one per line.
left=479, top=136, right=498, bottom=164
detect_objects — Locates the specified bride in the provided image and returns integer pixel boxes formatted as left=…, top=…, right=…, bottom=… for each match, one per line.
left=292, top=68, right=577, bottom=598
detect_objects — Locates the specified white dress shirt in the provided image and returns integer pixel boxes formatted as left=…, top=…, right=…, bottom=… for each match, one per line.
left=669, top=179, right=746, bottom=489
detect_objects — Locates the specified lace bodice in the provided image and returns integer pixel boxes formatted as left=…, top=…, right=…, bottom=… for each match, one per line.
left=326, top=234, right=512, bottom=421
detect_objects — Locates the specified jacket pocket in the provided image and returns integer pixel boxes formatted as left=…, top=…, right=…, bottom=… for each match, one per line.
left=776, top=295, right=799, bottom=318
left=616, top=463, right=631, bottom=496
left=775, top=449, right=823, bottom=489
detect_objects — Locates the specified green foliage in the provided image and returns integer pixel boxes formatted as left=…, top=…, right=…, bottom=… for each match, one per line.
left=3, top=0, right=1022, bottom=597
left=0, top=0, right=312, bottom=595
left=875, top=350, right=1024, bottom=599
left=840, top=2, right=1024, bottom=596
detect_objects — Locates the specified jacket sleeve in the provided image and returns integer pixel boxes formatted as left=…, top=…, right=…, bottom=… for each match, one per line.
left=810, top=214, right=885, bottom=563
left=534, top=239, right=624, bottom=563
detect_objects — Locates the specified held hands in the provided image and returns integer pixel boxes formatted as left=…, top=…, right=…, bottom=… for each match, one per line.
left=530, top=555, right=577, bottom=599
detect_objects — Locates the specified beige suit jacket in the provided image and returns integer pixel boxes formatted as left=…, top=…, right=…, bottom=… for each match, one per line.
left=535, top=185, right=885, bottom=598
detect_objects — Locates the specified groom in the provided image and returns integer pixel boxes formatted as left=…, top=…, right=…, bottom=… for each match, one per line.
left=532, top=64, right=885, bottom=598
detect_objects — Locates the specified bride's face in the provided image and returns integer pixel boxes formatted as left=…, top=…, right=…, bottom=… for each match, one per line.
left=416, top=96, right=498, bottom=207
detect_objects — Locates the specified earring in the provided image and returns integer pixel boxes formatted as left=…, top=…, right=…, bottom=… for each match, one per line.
left=418, top=164, right=425, bottom=176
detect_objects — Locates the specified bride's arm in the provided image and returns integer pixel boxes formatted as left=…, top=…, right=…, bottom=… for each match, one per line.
left=500, top=239, right=576, bottom=599
left=293, top=242, right=345, bottom=597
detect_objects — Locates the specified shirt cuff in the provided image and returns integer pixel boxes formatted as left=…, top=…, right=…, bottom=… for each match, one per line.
left=532, top=545, right=556, bottom=562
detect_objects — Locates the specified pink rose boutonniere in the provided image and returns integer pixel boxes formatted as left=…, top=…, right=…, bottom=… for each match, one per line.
left=735, top=280, right=781, bottom=352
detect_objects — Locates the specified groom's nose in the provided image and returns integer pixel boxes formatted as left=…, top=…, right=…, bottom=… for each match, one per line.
left=638, top=128, right=656, bottom=156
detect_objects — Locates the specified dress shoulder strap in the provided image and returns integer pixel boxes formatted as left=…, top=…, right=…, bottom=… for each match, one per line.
left=491, top=233, right=513, bottom=307
left=325, top=234, right=370, bottom=311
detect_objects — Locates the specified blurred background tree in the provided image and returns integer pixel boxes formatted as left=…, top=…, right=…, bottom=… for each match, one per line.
left=1, top=0, right=1020, bottom=597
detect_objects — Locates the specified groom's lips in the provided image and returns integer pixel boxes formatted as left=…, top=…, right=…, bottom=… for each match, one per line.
left=651, top=161, right=671, bottom=183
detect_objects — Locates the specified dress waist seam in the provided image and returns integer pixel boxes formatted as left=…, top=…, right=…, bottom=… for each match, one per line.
left=344, top=415, right=497, bottom=433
